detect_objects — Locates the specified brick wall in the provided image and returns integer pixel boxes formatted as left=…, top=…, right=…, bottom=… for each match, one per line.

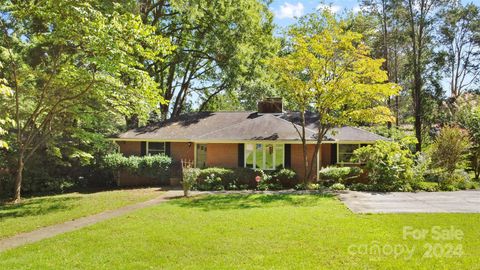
left=117, top=141, right=141, bottom=156
left=171, top=142, right=194, bottom=162
left=290, top=144, right=318, bottom=180
left=206, top=143, right=238, bottom=168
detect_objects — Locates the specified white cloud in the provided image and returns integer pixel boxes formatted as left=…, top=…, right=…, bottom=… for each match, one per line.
left=316, top=4, right=342, bottom=14
left=275, top=2, right=305, bottom=19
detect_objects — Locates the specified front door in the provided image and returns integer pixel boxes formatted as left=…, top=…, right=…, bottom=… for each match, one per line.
left=196, top=144, right=207, bottom=168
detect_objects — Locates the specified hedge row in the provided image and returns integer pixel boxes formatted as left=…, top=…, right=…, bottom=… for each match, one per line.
left=102, top=153, right=172, bottom=179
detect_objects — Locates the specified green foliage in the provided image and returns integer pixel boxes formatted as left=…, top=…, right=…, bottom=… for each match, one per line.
left=458, top=104, right=480, bottom=179
left=412, top=153, right=431, bottom=183
left=330, top=183, right=346, bottom=191
left=194, top=167, right=295, bottom=191
left=102, top=154, right=172, bottom=179
left=412, top=182, right=440, bottom=192
left=0, top=0, right=172, bottom=200
left=319, top=166, right=362, bottom=186
left=272, top=169, right=297, bottom=188
left=428, top=126, right=470, bottom=174
left=270, top=10, right=399, bottom=180
left=430, top=170, right=474, bottom=190
left=353, top=141, right=415, bottom=191
left=139, top=0, right=279, bottom=117
left=294, top=183, right=323, bottom=191
left=182, top=168, right=200, bottom=197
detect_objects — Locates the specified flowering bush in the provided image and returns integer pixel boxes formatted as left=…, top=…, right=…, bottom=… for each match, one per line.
left=182, top=167, right=200, bottom=196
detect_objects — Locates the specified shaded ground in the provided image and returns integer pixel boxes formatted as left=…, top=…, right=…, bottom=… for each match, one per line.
left=339, top=190, right=480, bottom=213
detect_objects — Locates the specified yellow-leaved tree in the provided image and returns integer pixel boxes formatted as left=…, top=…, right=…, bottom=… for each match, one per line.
left=270, top=11, right=400, bottom=182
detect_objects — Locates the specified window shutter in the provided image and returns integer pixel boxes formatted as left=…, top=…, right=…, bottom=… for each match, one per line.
left=284, top=144, right=291, bottom=168
left=165, top=142, right=171, bottom=156
left=238, top=144, right=244, bottom=167
left=331, top=144, right=337, bottom=164
left=140, top=142, right=146, bottom=156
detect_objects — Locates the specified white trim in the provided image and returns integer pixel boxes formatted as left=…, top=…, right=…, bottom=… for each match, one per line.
left=244, top=143, right=285, bottom=170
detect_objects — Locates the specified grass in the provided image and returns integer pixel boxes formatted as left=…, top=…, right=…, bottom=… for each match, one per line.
left=0, top=193, right=479, bottom=269
left=0, top=188, right=162, bottom=239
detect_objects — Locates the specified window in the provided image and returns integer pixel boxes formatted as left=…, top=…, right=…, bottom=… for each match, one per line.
left=147, top=142, right=166, bottom=156
left=244, top=143, right=284, bottom=170
left=338, top=144, right=359, bottom=163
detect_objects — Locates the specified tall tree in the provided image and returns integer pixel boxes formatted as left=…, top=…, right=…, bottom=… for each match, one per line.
left=402, top=0, right=446, bottom=152
left=439, top=3, right=480, bottom=98
left=360, top=0, right=408, bottom=127
left=271, top=11, right=399, bottom=181
left=0, top=0, right=171, bottom=202
left=138, top=0, right=278, bottom=119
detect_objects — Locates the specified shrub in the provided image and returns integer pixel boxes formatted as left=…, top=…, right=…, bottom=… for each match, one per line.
left=330, top=183, right=346, bottom=191
left=352, top=141, right=415, bottom=191
left=102, top=153, right=172, bottom=180
left=319, top=166, right=362, bottom=186
left=272, top=169, right=297, bottom=188
left=182, top=168, right=200, bottom=196
left=458, top=105, right=480, bottom=180
left=413, top=182, right=439, bottom=192
left=425, top=169, right=477, bottom=191
left=412, top=153, right=430, bottom=183
left=194, top=167, right=294, bottom=191
left=256, top=169, right=283, bottom=191
left=428, top=126, right=470, bottom=174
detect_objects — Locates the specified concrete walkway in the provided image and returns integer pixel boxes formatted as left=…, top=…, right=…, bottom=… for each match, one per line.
left=0, top=190, right=185, bottom=253
left=338, top=190, right=480, bottom=213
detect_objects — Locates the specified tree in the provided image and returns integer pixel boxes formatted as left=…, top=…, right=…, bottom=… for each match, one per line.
left=360, top=0, right=409, bottom=127
left=0, top=0, right=171, bottom=202
left=138, top=0, right=278, bottom=119
left=270, top=11, right=399, bottom=181
left=402, top=0, right=445, bottom=152
left=439, top=3, right=480, bottom=98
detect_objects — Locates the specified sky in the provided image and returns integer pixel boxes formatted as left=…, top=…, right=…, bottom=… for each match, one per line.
left=271, top=0, right=359, bottom=28
left=270, top=0, right=480, bottom=29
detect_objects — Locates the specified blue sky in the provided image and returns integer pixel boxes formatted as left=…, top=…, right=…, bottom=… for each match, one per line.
left=270, top=0, right=480, bottom=28
left=271, top=0, right=359, bottom=27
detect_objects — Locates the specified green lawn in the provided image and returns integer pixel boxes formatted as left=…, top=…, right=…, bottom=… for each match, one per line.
left=0, top=188, right=162, bottom=239
left=0, top=194, right=479, bottom=269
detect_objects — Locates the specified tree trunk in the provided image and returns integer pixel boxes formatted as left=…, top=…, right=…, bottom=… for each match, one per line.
left=14, top=155, right=24, bottom=203
left=300, top=111, right=309, bottom=184
left=414, top=77, right=422, bottom=152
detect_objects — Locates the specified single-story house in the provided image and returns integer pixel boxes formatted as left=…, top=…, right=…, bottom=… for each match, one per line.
left=112, top=98, right=388, bottom=186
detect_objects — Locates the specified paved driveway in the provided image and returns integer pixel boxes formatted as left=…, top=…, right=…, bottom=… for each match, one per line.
left=338, top=190, right=480, bottom=213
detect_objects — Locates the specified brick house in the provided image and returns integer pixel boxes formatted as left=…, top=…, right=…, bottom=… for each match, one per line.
left=112, top=98, right=388, bottom=186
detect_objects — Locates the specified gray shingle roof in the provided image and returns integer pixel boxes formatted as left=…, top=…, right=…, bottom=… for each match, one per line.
left=113, top=111, right=388, bottom=142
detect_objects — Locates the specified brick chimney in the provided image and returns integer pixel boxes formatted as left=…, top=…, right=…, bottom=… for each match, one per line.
left=257, top=97, right=283, bottom=114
